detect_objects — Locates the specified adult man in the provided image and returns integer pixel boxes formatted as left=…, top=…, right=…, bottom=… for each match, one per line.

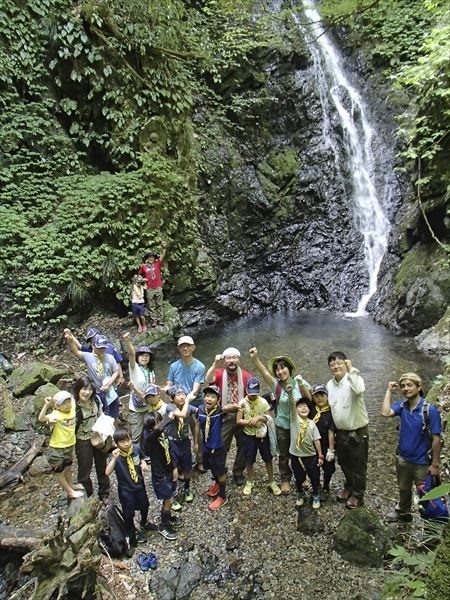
left=64, top=329, right=120, bottom=418
left=381, top=372, right=442, bottom=522
left=139, top=241, right=167, bottom=327
left=162, top=335, right=206, bottom=471
left=72, top=327, right=124, bottom=386
left=205, top=347, right=253, bottom=486
left=327, top=351, right=368, bottom=509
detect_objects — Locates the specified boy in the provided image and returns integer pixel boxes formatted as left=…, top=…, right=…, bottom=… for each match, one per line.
left=38, top=390, right=84, bottom=499
left=164, top=384, right=197, bottom=502
left=143, top=411, right=181, bottom=540
left=128, top=382, right=167, bottom=418
left=105, top=426, right=150, bottom=544
left=131, top=275, right=147, bottom=333
left=310, top=384, right=336, bottom=500
left=194, top=384, right=241, bottom=510
left=287, top=384, right=324, bottom=509
left=236, top=377, right=282, bottom=497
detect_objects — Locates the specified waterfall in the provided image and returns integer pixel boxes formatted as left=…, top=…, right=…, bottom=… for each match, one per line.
left=301, top=1, right=391, bottom=314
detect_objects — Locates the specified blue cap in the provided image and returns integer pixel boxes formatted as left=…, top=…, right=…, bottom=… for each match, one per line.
left=167, top=384, right=186, bottom=398
left=144, top=384, right=159, bottom=396
left=203, top=384, right=220, bottom=397
left=246, top=377, right=261, bottom=395
left=94, top=335, right=108, bottom=348
left=86, top=327, right=100, bottom=340
left=311, top=384, right=328, bottom=396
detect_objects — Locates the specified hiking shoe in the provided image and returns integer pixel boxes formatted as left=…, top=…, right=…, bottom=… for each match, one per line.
left=312, top=495, right=320, bottom=510
left=136, top=552, right=152, bottom=570
left=184, top=489, right=194, bottom=502
left=172, top=499, right=182, bottom=511
left=385, top=510, right=413, bottom=523
left=296, top=491, right=305, bottom=507
left=209, top=496, right=228, bottom=510
left=267, top=481, right=282, bottom=496
left=136, top=530, right=147, bottom=544
left=158, top=524, right=177, bottom=541
left=243, top=481, right=254, bottom=496
left=168, top=516, right=184, bottom=529
left=146, top=552, right=157, bottom=569
left=320, top=488, right=329, bottom=502
left=141, top=521, right=158, bottom=532
left=207, top=482, right=220, bottom=497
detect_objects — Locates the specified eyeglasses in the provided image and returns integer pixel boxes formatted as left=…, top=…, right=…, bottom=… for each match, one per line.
left=329, top=360, right=345, bottom=366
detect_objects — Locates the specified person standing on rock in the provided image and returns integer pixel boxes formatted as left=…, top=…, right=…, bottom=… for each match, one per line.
left=381, top=373, right=442, bottom=522
left=327, top=351, right=368, bottom=509
left=205, top=347, right=252, bottom=486
left=139, top=241, right=167, bottom=327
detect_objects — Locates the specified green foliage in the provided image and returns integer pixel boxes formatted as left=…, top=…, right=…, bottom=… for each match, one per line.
left=383, top=545, right=436, bottom=599
left=421, top=484, right=450, bottom=502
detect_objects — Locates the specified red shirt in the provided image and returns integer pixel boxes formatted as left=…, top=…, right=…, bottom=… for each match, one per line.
left=213, top=367, right=253, bottom=405
left=139, top=259, right=163, bottom=289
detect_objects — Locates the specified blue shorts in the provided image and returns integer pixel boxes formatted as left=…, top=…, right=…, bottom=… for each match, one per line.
left=243, top=433, right=272, bottom=464
left=152, top=473, right=176, bottom=500
left=168, top=438, right=192, bottom=473
left=203, top=445, right=226, bottom=478
left=131, top=302, right=145, bottom=317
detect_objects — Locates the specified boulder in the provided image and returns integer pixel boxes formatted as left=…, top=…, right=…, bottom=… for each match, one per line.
left=33, top=382, right=62, bottom=416
left=7, top=362, right=69, bottom=397
left=3, top=392, right=28, bottom=431
left=28, top=455, right=52, bottom=476
left=333, top=507, right=391, bottom=567
left=415, top=306, right=450, bottom=360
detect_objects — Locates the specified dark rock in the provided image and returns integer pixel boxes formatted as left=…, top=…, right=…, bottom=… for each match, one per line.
left=297, top=507, right=325, bottom=535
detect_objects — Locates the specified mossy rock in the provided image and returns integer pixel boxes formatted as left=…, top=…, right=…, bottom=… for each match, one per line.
left=7, top=363, right=70, bottom=397
left=3, top=393, right=28, bottom=431
left=34, top=382, right=62, bottom=416
left=426, top=521, right=450, bottom=600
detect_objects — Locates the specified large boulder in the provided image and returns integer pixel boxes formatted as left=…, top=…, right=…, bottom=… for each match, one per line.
left=415, top=306, right=450, bottom=360
left=6, top=363, right=69, bottom=397
left=2, top=388, right=28, bottom=431
left=33, top=383, right=62, bottom=416
left=334, top=507, right=392, bottom=568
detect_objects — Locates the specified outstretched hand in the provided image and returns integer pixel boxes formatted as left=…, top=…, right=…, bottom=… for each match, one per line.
left=249, top=347, right=258, bottom=358
left=387, top=381, right=399, bottom=391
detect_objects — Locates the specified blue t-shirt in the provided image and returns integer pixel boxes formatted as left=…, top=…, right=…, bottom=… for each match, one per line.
left=165, top=404, right=197, bottom=440
left=110, top=443, right=145, bottom=493
left=167, top=358, right=206, bottom=407
left=392, top=398, right=441, bottom=465
left=197, top=405, right=225, bottom=450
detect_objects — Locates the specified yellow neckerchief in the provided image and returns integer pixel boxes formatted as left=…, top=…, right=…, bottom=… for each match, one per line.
left=312, top=404, right=330, bottom=424
left=296, top=417, right=310, bottom=450
left=119, top=445, right=138, bottom=483
left=134, top=283, right=144, bottom=301
left=94, top=353, right=103, bottom=378
left=158, top=432, right=171, bottom=465
left=205, top=405, right=218, bottom=442
left=151, top=399, right=163, bottom=412
left=178, top=416, right=184, bottom=437
left=246, top=396, right=259, bottom=418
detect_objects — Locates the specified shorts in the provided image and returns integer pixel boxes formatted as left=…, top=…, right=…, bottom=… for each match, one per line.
left=242, top=433, right=272, bottom=465
left=47, top=445, right=75, bottom=473
left=203, top=445, right=226, bottom=478
left=168, top=438, right=192, bottom=473
left=131, top=302, right=145, bottom=318
left=152, top=472, right=177, bottom=500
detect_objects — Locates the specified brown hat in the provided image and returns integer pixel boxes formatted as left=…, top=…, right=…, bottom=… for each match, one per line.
left=399, top=372, right=422, bottom=388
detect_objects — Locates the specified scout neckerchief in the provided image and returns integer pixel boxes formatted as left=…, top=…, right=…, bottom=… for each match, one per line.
left=133, top=283, right=144, bottom=301
left=94, top=353, right=103, bottom=379
left=151, top=398, right=163, bottom=412
left=312, top=404, right=330, bottom=424
left=205, top=405, right=218, bottom=442
left=178, top=416, right=184, bottom=438
left=246, top=396, right=259, bottom=418
left=138, top=364, right=151, bottom=387
left=158, top=432, right=171, bottom=465
left=119, top=445, right=138, bottom=483
left=296, top=417, right=310, bottom=450
left=221, top=368, right=244, bottom=405
left=149, top=263, right=156, bottom=280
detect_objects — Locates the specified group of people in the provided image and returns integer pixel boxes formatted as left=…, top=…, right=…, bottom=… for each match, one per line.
left=40, top=328, right=443, bottom=546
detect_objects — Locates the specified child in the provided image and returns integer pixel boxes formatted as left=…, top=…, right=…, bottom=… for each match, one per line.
left=310, top=384, right=336, bottom=500
left=105, top=426, right=150, bottom=544
left=287, top=384, right=323, bottom=509
left=194, top=384, right=241, bottom=510
left=38, top=390, right=84, bottom=499
left=143, top=411, right=181, bottom=540
left=164, top=384, right=197, bottom=502
left=131, top=275, right=147, bottom=333
left=236, top=377, right=282, bottom=497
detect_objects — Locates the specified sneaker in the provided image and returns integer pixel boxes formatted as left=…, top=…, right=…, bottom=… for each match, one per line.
left=209, top=496, right=228, bottom=510
left=385, top=510, right=413, bottom=523
left=296, top=491, right=305, bottom=507
left=158, top=524, right=177, bottom=540
left=312, top=495, right=320, bottom=510
left=172, top=499, right=182, bottom=511
left=138, top=326, right=143, bottom=333
left=146, top=552, right=157, bottom=569
left=267, top=481, right=282, bottom=496
left=243, top=481, right=254, bottom=496
left=136, top=530, right=147, bottom=543
left=184, top=489, right=194, bottom=502
left=136, top=552, right=152, bottom=570
left=142, top=325, right=147, bottom=332
left=168, top=516, right=184, bottom=529
left=141, top=521, right=158, bottom=532
left=207, top=482, right=220, bottom=497
left=320, top=489, right=329, bottom=502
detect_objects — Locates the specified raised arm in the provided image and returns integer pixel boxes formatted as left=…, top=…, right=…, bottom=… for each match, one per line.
left=287, top=383, right=297, bottom=418
left=249, top=347, right=275, bottom=388
left=64, top=328, right=82, bottom=359
left=205, top=354, right=222, bottom=383
left=123, top=332, right=136, bottom=369
left=345, top=360, right=365, bottom=395
left=381, top=382, right=397, bottom=417
left=160, top=241, right=167, bottom=263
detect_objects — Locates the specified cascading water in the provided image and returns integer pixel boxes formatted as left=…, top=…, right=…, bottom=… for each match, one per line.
left=300, top=1, right=391, bottom=314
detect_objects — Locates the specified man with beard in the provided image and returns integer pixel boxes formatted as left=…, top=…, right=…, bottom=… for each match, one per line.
left=205, top=348, right=253, bottom=486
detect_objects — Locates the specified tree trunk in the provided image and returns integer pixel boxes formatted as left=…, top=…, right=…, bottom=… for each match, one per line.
left=0, top=435, right=45, bottom=489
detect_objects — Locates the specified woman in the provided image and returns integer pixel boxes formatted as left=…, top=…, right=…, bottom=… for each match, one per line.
left=123, top=332, right=156, bottom=445
left=74, top=375, right=111, bottom=503
left=249, top=348, right=311, bottom=495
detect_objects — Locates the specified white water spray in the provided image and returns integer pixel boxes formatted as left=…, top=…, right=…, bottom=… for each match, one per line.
left=301, top=1, right=390, bottom=314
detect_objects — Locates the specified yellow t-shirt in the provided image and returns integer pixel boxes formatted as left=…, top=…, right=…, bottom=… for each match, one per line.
left=49, top=400, right=77, bottom=448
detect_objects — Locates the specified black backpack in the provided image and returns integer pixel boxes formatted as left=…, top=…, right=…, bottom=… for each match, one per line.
left=99, top=503, right=134, bottom=557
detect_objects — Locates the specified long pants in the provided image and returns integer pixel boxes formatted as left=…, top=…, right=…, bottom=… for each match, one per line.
left=276, top=426, right=293, bottom=483
left=335, top=425, right=369, bottom=499
left=291, top=454, right=320, bottom=496
left=128, top=409, right=148, bottom=448
left=396, top=456, right=428, bottom=514
left=75, top=438, right=110, bottom=499
left=221, top=412, right=246, bottom=478
left=118, top=486, right=149, bottom=541
left=145, top=287, right=163, bottom=321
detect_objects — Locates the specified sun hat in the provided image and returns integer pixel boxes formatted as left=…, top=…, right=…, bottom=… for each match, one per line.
left=246, top=377, right=261, bottom=395
left=54, top=390, right=72, bottom=405
left=268, top=356, right=297, bottom=377
left=94, top=335, right=108, bottom=348
left=203, top=384, right=220, bottom=397
left=144, top=384, right=159, bottom=396
left=311, top=384, right=328, bottom=396
left=399, top=372, right=422, bottom=388
left=86, top=327, right=100, bottom=341
left=177, top=335, right=195, bottom=346
left=145, top=251, right=158, bottom=260
left=136, top=345, right=154, bottom=360
left=167, top=384, right=186, bottom=398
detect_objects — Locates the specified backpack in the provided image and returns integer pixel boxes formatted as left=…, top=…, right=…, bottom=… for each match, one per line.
left=99, top=503, right=134, bottom=557
left=397, top=401, right=443, bottom=462
left=417, top=474, right=449, bottom=523
left=262, top=382, right=283, bottom=413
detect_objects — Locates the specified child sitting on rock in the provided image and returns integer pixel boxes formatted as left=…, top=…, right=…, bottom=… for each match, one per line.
left=38, top=390, right=84, bottom=499
left=310, top=384, right=336, bottom=500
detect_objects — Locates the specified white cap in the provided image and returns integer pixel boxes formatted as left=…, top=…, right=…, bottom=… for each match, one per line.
left=178, top=335, right=195, bottom=346
left=222, top=347, right=241, bottom=358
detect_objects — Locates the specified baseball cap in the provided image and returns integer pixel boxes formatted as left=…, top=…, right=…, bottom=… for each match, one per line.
left=177, top=335, right=195, bottom=346
left=144, top=384, right=159, bottom=396
left=203, top=384, right=220, bottom=397
left=54, top=390, right=72, bottom=406
left=94, top=335, right=108, bottom=348
left=311, top=384, right=328, bottom=396
left=86, top=327, right=100, bottom=340
left=246, top=377, right=261, bottom=395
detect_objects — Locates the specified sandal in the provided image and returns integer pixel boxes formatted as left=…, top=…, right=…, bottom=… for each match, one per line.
left=136, top=553, right=152, bottom=571
left=281, top=482, right=291, bottom=495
